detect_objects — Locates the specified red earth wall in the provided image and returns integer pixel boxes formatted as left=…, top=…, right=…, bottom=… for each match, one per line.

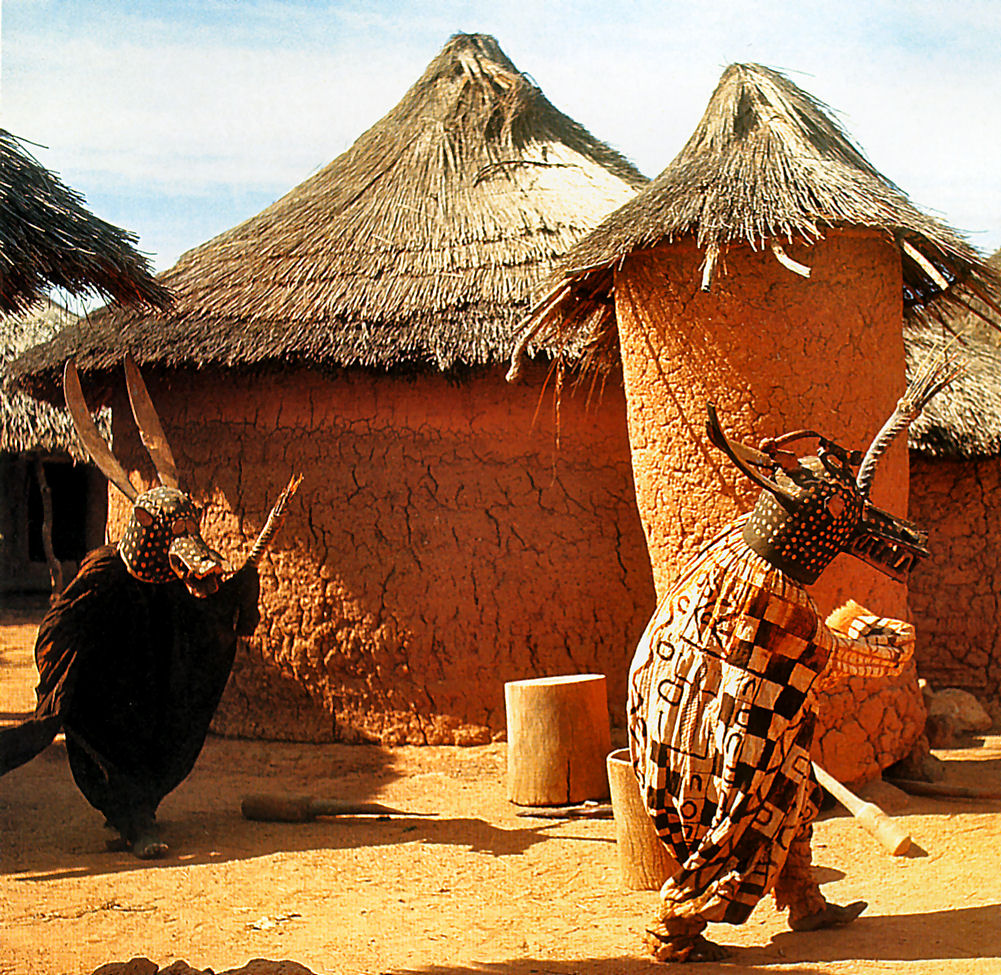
left=107, top=363, right=656, bottom=744
left=908, top=452, right=1001, bottom=704
left=611, top=231, right=924, bottom=782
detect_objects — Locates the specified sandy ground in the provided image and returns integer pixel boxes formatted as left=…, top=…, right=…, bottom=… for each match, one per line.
left=2, top=596, right=1000, bottom=975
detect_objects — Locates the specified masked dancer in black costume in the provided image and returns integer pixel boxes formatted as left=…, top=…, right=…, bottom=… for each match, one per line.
left=1, top=357, right=298, bottom=859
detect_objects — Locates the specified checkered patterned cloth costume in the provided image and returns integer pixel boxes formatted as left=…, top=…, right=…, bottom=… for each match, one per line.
left=628, top=514, right=914, bottom=925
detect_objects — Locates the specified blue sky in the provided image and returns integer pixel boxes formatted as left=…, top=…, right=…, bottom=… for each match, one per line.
left=2, top=0, right=1000, bottom=283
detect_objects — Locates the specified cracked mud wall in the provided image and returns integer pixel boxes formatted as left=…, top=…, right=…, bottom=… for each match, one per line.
left=908, top=452, right=1001, bottom=703
left=611, top=230, right=924, bottom=782
left=107, top=363, right=656, bottom=744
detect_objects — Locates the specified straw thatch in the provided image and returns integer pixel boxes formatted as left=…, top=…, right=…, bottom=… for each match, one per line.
left=514, top=62, right=1001, bottom=372
left=0, top=129, right=171, bottom=315
left=907, top=250, right=1001, bottom=458
left=0, top=299, right=106, bottom=461
left=9, top=33, right=645, bottom=397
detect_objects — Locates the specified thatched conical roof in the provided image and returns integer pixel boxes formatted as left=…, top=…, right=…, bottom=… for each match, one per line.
left=907, top=250, right=1001, bottom=458
left=0, top=129, right=171, bottom=314
left=1, top=299, right=105, bottom=460
left=513, top=62, right=1001, bottom=371
left=9, top=33, right=645, bottom=397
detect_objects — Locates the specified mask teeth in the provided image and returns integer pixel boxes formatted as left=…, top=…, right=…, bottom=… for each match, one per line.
left=850, top=534, right=916, bottom=575
left=894, top=551, right=914, bottom=572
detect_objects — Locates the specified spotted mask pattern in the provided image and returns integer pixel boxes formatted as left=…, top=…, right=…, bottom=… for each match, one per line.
left=706, top=406, right=930, bottom=586
left=742, top=453, right=865, bottom=584
left=118, top=486, right=222, bottom=586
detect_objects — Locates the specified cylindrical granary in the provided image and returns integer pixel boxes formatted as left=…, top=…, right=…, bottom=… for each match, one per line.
left=612, top=231, right=915, bottom=783
left=613, top=230, right=908, bottom=620
left=511, top=63, right=1000, bottom=782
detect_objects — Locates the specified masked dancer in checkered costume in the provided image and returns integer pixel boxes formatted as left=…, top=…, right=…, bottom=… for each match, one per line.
left=628, top=354, right=958, bottom=962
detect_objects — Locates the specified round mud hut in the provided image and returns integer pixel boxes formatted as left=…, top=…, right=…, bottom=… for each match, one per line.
left=906, top=251, right=1001, bottom=712
left=11, top=34, right=655, bottom=745
left=513, top=63, right=1001, bottom=782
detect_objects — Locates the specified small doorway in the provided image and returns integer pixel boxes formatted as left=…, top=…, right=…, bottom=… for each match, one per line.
left=27, top=460, right=91, bottom=563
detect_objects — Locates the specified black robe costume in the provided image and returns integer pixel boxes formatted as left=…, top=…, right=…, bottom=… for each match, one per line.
left=1, top=546, right=259, bottom=840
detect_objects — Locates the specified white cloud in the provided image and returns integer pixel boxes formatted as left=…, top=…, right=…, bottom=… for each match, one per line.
left=3, top=33, right=419, bottom=191
left=3, top=0, right=999, bottom=266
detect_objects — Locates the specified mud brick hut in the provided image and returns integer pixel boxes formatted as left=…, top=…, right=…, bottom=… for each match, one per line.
left=905, top=251, right=1001, bottom=710
left=0, top=129, right=169, bottom=594
left=512, top=63, right=1001, bottom=782
left=11, top=34, right=655, bottom=744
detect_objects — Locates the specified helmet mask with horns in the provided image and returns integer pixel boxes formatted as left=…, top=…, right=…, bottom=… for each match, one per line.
left=63, top=356, right=226, bottom=597
left=706, top=349, right=961, bottom=586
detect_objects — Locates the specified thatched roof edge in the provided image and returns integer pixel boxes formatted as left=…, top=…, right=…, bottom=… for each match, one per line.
left=8, top=33, right=645, bottom=390
left=1, top=130, right=172, bottom=314
left=0, top=300, right=105, bottom=458
left=511, top=62, right=1001, bottom=371
left=906, top=251, right=1001, bottom=459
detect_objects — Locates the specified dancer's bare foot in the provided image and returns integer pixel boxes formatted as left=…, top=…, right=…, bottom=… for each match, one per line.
left=646, top=930, right=731, bottom=963
left=132, top=828, right=169, bottom=860
left=129, top=820, right=169, bottom=860
left=105, top=830, right=167, bottom=858
left=789, top=899, right=866, bottom=932
left=645, top=914, right=731, bottom=962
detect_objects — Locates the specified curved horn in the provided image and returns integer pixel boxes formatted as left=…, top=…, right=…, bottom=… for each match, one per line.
left=856, top=347, right=963, bottom=497
left=63, top=360, right=138, bottom=502
left=124, top=354, right=180, bottom=489
left=705, top=404, right=798, bottom=508
left=243, top=474, right=303, bottom=568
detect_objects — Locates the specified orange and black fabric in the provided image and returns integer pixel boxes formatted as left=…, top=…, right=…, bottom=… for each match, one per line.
left=628, top=516, right=914, bottom=925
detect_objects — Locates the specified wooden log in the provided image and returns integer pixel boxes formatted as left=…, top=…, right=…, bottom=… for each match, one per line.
left=504, top=674, right=611, bottom=806
left=241, top=794, right=431, bottom=822
left=813, top=762, right=912, bottom=856
left=606, top=747, right=678, bottom=890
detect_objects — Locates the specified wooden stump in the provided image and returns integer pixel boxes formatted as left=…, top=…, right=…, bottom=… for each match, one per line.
left=606, top=747, right=677, bottom=890
left=504, top=674, right=611, bottom=806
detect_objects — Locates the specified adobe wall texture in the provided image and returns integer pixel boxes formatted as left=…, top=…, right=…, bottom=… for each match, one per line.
left=107, top=363, right=656, bottom=744
left=908, top=452, right=1001, bottom=703
left=612, top=231, right=923, bottom=782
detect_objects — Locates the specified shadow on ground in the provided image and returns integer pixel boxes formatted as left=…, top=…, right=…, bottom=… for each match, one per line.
left=383, top=904, right=1001, bottom=974
left=763, top=903, right=1001, bottom=964
left=0, top=735, right=558, bottom=881
left=390, top=956, right=829, bottom=975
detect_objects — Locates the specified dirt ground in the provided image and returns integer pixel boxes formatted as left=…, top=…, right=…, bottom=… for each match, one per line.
left=2, top=596, right=1000, bottom=975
